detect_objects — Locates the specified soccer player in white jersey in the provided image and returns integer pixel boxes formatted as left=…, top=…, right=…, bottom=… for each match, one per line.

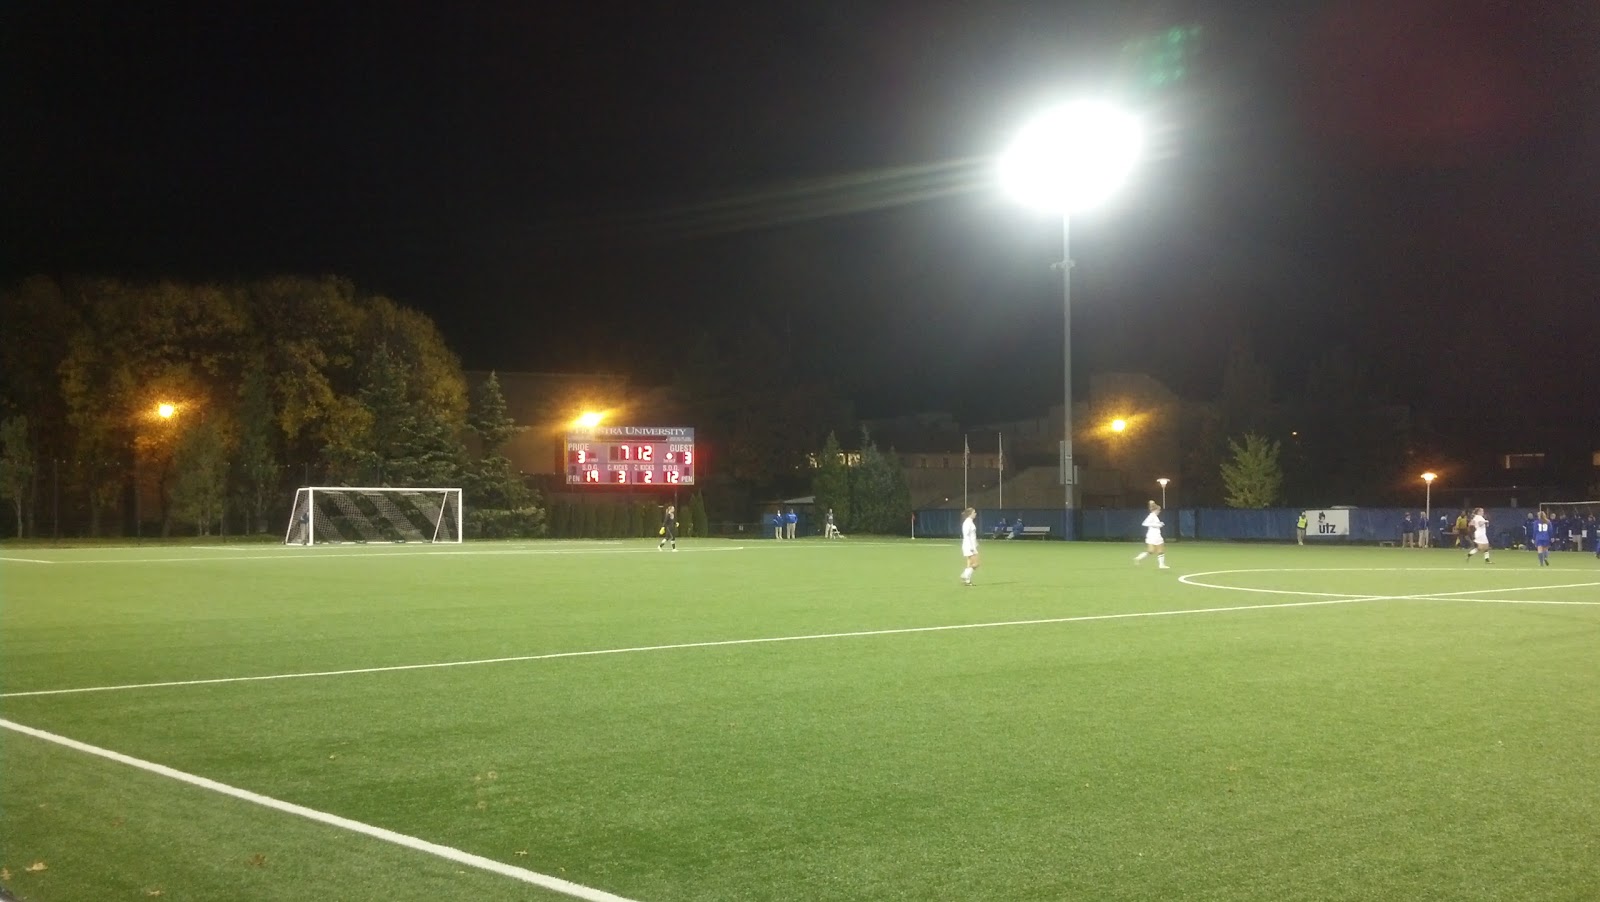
left=1134, top=500, right=1170, bottom=569
left=959, top=507, right=980, bottom=585
left=1465, top=507, right=1492, bottom=563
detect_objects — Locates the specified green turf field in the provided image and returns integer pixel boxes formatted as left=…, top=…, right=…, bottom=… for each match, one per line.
left=3, top=538, right=1598, bottom=901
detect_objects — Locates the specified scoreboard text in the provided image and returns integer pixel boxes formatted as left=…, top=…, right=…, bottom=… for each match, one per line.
left=564, top=426, right=695, bottom=486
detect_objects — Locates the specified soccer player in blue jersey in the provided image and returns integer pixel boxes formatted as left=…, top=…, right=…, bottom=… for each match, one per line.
left=1532, top=510, right=1552, bottom=566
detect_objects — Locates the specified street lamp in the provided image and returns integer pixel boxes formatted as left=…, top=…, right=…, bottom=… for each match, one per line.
left=1000, top=101, right=1143, bottom=521
left=1421, top=472, right=1437, bottom=548
left=1157, top=476, right=1170, bottom=509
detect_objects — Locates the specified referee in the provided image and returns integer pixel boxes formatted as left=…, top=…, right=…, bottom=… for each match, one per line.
left=658, top=504, right=678, bottom=552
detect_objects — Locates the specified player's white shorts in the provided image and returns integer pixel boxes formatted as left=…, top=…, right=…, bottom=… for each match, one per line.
left=1473, top=531, right=1488, bottom=545
left=961, top=542, right=978, bottom=557
left=1145, top=530, right=1165, bottom=546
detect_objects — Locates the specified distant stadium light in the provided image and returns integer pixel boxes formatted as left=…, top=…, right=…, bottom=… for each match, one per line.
left=156, top=402, right=176, bottom=419
left=574, top=411, right=605, bottom=429
left=1111, top=418, right=1128, bottom=433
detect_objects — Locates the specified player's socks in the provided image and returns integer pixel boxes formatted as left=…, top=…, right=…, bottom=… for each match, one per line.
left=960, top=566, right=973, bottom=584
left=1157, top=554, right=1168, bottom=569
left=1484, top=553, right=1491, bottom=563
left=1134, top=551, right=1149, bottom=563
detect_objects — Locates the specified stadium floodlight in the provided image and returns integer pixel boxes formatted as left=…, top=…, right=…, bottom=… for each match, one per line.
left=1157, top=477, right=1170, bottom=509
left=1421, top=473, right=1437, bottom=547
left=574, top=411, right=605, bottom=429
left=1110, top=418, right=1128, bottom=433
left=999, top=101, right=1143, bottom=524
left=156, top=402, right=176, bottom=419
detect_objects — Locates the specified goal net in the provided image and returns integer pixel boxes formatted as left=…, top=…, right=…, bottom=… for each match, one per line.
left=1537, top=501, right=1600, bottom=551
left=284, top=487, right=464, bottom=545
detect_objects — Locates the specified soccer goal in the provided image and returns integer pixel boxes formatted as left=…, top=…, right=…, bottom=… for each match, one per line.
left=284, top=487, right=464, bottom=545
left=1537, top=501, right=1600, bottom=550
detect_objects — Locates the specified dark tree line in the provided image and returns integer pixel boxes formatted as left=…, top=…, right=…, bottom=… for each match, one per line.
left=0, top=275, right=539, bottom=538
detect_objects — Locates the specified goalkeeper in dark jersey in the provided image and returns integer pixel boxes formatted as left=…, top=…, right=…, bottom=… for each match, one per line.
left=658, top=504, right=678, bottom=552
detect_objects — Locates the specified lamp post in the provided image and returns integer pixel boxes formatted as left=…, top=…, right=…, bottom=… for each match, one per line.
left=1000, top=101, right=1142, bottom=529
left=1157, top=476, right=1170, bottom=509
left=1421, top=472, right=1437, bottom=548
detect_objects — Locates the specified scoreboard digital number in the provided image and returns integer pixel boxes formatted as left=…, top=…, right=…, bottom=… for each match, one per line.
left=565, top=426, right=695, bottom=486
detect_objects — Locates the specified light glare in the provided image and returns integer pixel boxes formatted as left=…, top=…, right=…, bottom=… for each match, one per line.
left=999, top=101, right=1143, bottom=213
left=156, top=403, right=176, bottom=419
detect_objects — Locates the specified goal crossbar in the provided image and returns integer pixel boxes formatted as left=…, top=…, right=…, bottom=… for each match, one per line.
left=285, top=487, right=464, bottom=545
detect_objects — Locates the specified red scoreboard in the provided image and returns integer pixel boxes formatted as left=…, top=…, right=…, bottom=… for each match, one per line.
left=565, top=426, right=695, bottom=486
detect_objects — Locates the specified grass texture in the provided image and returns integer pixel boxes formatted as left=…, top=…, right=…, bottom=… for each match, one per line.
left=2, top=538, right=1598, bottom=901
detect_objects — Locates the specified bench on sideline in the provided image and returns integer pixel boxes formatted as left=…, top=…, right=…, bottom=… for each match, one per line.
left=1017, top=526, right=1051, bottom=539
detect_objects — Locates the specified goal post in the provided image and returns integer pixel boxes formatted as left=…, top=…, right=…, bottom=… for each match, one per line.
left=1537, top=501, right=1600, bottom=551
left=284, top=487, right=464, bottom=545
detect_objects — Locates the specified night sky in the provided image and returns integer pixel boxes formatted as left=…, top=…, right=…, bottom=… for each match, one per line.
left=4, top=0, right=1597, bottom=433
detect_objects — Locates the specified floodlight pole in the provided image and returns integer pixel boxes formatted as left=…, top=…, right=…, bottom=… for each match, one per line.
left=1060, top=215, right=1075, bottom=520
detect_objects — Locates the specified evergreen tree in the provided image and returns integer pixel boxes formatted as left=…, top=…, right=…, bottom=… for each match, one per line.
left=850, top=427, right=911, bottom=534
left=1220, top=432, right=1284, bottom=508
left=466, top=371, right=532, bottom=511
left=691, top=492, right=709, bottom=538
left=812, top=431, right=851, bottom=530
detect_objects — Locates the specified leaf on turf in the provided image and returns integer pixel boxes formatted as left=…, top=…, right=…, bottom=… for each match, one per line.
left=476, top=800, right=488, bottom=810
left=487, top=770, right=498, bottom=780
left=147, top=889, right=164, bottom=897
left=0, top=867, right=10, bottom=880
left=515, top=850, right=528, bottom=857
left=25, top=861, right=47, bottom=872
left=248, top=853, right=267, bottom=868
left=111, top=816, right=126, bottom=827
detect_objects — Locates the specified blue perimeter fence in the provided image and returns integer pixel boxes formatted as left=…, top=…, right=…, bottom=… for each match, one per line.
left=912, top=507, right=1554, bottom=547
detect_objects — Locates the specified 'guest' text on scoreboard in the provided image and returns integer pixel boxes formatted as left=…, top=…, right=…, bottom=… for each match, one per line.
left=564, top=426, right=695, bottom=486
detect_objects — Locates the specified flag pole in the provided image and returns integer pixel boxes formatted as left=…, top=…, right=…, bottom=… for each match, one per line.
left=963, top=433, right=970, bottom=509
left=998, top=432, right=1004, bottom=511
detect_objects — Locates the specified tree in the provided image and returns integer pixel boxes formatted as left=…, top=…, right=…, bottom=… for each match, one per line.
left=690, top=492, right=709, bottom=538
left=467, top=371, right=532, bottom=511
left=326, top=342, right=465, bottom=487
left=170, top=417, right=231, bottom=535
left=849, top=428, right=911, bottom=534
left=0, top=415, right=35, bottom=537
left=1220, top=432, right=1284, bottom=509
left=233, top=361, right=281, bottom=533
left=812, top=431, right=851, bottom=529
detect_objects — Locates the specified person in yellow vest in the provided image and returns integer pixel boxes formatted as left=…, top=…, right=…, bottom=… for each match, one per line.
left=1296, top=511, right=1308, bottom=545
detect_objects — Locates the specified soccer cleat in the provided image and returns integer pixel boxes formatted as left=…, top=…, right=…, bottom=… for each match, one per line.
left=1158, top=565, right=1171, bottom=569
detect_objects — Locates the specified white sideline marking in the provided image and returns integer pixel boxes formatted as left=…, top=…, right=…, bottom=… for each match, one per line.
left=0, top=556, right=53, bottom=564
left=1180, top=569, right=1600, bottom=603
left=0, top=718, right=639, bottom=902
left=2, top=596, right=1378, bottom=700
left=28, top=545, right=748, bottom=565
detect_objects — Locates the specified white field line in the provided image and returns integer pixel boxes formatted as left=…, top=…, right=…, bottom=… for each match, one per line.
left=1180, top=568, right=1600, bottom=602
left=3, top=596, right=1383, bottom=700
left=23, top=545, right=747, bottom=565
left=0, top=718, right=640, bottom=902
left=0, top=556, right=54, bottom=563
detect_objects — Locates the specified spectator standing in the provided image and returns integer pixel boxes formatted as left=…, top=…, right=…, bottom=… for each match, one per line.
left=1401, top=512, right=1415, bottom=547
left=1296, top=511, right=1308, bottom=546
left=1415, top=512, right=1428, bottom=548
left=785, top=507, right=798, bottom=540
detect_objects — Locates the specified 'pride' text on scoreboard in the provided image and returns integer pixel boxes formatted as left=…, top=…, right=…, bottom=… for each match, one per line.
left=564, top=426, right=695, bottom=486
